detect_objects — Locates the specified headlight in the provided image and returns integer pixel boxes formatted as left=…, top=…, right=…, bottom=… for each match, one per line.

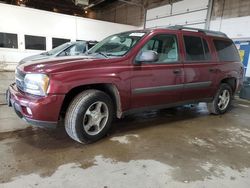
left=23, top=74, right=50, bottom=96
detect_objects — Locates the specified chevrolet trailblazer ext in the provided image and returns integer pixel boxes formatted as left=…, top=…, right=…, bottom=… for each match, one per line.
left=7, top=26, right=243, bottom=143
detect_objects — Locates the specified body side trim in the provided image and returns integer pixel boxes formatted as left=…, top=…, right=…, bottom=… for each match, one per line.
left=132, top=81, right=212, bottom=94
left=133, top=84, right=183, bottom=94
left=183, top=81, right=212, bottom=89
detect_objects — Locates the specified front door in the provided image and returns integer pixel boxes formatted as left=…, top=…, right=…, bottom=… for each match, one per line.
left=131, top=33, right=184, bottom=109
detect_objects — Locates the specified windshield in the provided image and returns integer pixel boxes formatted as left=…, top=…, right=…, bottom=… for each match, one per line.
left=47, top=42, right=72, bottom=55
left=88, top=31, right=146, bottom=57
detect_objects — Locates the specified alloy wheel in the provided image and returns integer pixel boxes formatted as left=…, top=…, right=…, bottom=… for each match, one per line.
left=82, top=101, right=109, bottom=136
left=217, top=89, right=230, bottom=111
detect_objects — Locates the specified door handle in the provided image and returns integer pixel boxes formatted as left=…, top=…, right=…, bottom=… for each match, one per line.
left=173, top=69, right=181, bottom=74
left=209, top=68, right=217, bottom=73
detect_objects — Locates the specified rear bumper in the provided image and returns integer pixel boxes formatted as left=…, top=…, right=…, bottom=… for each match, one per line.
left=7, top=83, right=65, bottom=128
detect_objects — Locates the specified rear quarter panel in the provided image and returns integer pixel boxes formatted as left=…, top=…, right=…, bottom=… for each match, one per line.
left=216, top=61, right=244, bottom=91
left=209, top=36, right=244, bottom=93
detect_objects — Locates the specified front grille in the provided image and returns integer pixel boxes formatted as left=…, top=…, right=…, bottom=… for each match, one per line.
left=15, top=69, right=25, bottom=91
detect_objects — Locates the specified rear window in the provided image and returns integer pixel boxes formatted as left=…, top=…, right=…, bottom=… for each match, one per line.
left=213, top=39, right=240, bottom=62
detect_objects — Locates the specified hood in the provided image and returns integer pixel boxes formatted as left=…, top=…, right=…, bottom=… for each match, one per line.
left=17, top=55, right=122, bottom=74
left=20, top=53, right=52, bottom=64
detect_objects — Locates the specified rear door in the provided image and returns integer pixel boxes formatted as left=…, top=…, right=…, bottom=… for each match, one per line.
left=130, top=33, right=184, bottom=109
left=182, top=34, right=219, bottom=101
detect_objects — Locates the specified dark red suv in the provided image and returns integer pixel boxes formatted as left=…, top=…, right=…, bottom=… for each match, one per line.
left=7, top=26, right=243, bottom=143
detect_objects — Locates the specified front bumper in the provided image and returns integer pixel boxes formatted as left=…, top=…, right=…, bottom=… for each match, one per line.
left=7, top=83, right=65, bottom=128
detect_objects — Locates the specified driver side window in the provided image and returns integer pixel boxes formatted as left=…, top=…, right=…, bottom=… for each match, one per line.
left=137, top=34, right=179, bottom=63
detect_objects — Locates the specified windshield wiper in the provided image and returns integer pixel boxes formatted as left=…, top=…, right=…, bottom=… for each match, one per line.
left=105, top=53, right=122, bottom=57
left=87, top=52, right=120, bottom=58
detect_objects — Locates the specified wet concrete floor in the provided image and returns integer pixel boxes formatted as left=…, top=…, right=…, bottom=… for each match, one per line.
left=1, top=99, right=250, bottom=187
left=0, top=71, right=14, bottom=104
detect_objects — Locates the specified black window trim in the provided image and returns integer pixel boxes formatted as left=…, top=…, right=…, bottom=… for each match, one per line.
left=0, top=32, right=18, bottom=49
left=134, top=33, right=181, bottom=65
left=202, top=38, right=212, bottom=61
left=183, top=34, right=212, bottom=63
left=24, top=34, right=46, bottom=51
left=52, top=37, right=71, bottom=49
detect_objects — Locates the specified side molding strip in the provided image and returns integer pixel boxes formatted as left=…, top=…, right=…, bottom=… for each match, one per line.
left=184, top=81, right=212, bottom=89
left=132, top=81, right=212, bottom=94
left=133, top=84, right=183, bottom=94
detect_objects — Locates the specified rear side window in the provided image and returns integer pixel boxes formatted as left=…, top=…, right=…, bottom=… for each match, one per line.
left=184, top=36, right=211, bottom=61
left=213, top=39, right=240, bottom=62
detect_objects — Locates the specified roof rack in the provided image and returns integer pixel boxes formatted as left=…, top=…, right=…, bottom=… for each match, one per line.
left=167, top=25, right=227, bottom=38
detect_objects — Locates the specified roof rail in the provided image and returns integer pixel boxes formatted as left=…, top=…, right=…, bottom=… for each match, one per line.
left=167, top=25, right=227, bottom=38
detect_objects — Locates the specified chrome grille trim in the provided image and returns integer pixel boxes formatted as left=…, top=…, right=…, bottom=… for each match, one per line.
left=15, top=69, right=25, bottom=91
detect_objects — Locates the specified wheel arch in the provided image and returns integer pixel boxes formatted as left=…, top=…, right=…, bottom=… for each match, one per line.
left=220, top=77, right=237, bottom=94
left=60, top=83, right=122, bottom=119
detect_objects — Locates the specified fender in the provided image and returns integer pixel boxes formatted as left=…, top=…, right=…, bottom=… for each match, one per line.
left=49, top=65, right=132, bottom=116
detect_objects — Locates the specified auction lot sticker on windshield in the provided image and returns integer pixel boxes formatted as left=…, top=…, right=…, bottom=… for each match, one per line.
left=129, top=33, right=145, bottom=37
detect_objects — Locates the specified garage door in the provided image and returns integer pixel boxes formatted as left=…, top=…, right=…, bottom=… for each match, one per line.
left=145, top=0, right=211, bottom=29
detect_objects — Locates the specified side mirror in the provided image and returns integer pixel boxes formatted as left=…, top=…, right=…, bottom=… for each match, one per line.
left=135, top=50, right=158, bottom=64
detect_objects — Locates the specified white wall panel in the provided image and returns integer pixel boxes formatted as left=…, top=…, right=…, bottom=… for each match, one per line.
left=145, top=0, right=209, bottom=29
left=172, top=0, right=209, bottom=14
left=76, top=17, right=139, bottom=41
left=146, top=4, right=171, bottom=20
left=146, top=10, right=207, bottom=28
left=0, top=4, right=76, bottom=39
left=185, top=23, right=206, bottom=29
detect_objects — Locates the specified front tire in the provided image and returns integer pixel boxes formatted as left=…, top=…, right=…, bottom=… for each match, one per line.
left=65, top=90, right=114, bottom=144
left=207, top=83, right=232, bottom=115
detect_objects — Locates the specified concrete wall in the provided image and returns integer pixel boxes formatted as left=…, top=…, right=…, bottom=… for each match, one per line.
left=211, top=0, right=250, bottom=20
left=94, top=1, right=144, bottom=27
left=94, top=0, right=174, bottom=27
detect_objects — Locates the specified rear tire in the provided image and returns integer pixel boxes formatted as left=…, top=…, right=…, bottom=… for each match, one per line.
left=65, top=90, right=114, bottom=144
left=207, top=83, right=232, bottom=115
